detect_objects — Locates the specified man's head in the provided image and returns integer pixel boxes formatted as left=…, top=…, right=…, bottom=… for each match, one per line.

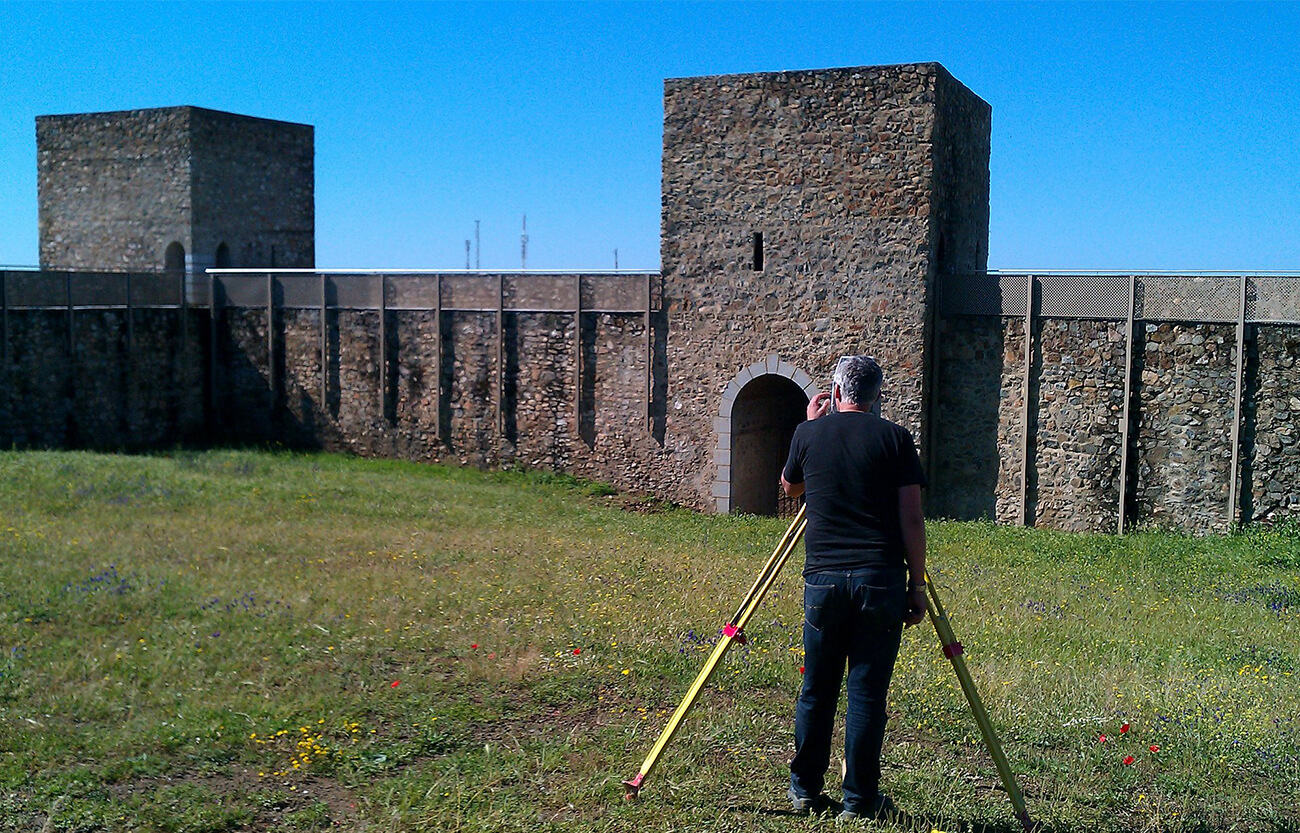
left=832, top=355, right=883, bottom=407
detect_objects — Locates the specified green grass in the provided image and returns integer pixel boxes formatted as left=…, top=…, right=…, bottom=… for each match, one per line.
left=0, top=450, right=1296, bottom=833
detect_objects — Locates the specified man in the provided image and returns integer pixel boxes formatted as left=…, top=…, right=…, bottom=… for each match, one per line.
left=779, top=355, right=928, bottom=822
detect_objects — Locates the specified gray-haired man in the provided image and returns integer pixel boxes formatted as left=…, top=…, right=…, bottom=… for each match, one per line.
left=780, top=355, right=928, bottom=821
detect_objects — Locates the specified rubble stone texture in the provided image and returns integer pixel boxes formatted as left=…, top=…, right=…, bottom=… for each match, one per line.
left=38, top=106, right=313, bottom=274
left=660, top=63, right=990, bottom=510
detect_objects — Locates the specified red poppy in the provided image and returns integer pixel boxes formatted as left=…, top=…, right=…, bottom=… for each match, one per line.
left=573, top=648, right=581, bottom=655
left=1122, top=755, right=1135, bottom=766
left=391, top=680, right=400, bottom=688
left=1098, top=734, right=1107, bottom=744
left=799, top=666, right=805, bottom=674
left=471, top=644, right=478, bottom=649
left=1149, top=744, right=1159, bottom=753
left=1120, top=723, right=1130, bottom=734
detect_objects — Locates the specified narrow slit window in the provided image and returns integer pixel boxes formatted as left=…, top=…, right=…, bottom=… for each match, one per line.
left=752, top=232, right=764, bottom=272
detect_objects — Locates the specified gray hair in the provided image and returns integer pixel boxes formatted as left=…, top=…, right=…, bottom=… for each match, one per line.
left=833, top=355, right=883, bottom=405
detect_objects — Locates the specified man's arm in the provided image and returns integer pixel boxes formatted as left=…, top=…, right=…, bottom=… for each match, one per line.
left=780, top=393, right=831, bottom=498
left=898, top=483, right=927, bottom=626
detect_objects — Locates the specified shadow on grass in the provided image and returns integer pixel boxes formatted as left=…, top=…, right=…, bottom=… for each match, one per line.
left=738, top=800, right=1049, bottom=833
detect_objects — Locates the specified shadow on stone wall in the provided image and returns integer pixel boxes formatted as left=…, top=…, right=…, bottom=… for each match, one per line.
left=929, top=315, right=1006, bottom=520
left=2, top=307, right=209, bottom=451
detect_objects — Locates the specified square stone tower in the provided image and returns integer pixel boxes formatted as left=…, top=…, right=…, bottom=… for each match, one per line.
left=37, top=106, right=314, bottom=280
left=660, top=63, right=990, bottom=513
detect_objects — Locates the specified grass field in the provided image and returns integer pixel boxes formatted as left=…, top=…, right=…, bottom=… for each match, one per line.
left=0, top=450, right=1297, bottom=833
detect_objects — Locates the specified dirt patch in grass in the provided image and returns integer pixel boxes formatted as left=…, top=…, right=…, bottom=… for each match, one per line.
left=608, top=494, right=676, bottom=514
left=105, top=770, right=362, bottom=830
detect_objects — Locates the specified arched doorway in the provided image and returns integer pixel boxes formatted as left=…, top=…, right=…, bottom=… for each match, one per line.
left=731, top=374, right=809, bottom=515
left=714, top=356, right=818, bottom=516
left=215, top=242, right=231, bottom=268
left=164, top=241, right=185, bottom=273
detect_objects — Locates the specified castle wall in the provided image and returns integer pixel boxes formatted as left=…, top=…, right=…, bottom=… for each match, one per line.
left=1245, top=326, right=1300, bottom=522
left=38, top=109, right=193, bottom=271
left=660, top=63, right=991, bottom=510
left=3, top=267, right=1299, bottom=534
left=38, top=107, right=314, bottom=278
left=929, top=315, right=1024, bottom=524
left=1030, top=319, right=1126, bottom=532
left=0, top=279, right=208, bottom=450
left=931, top=312, right=1300, bottom=534
left=190, top=109, right=314, bottom=269
left=21, top=67, right=1300, bottom=533
left=1132, top=323, right=1237, bottom=532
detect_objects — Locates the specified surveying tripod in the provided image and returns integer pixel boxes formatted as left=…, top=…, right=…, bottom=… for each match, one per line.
left=622, top=504, right=1037, bottom=832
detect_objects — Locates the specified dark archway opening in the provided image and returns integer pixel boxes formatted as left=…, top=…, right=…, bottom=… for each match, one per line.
left=164, top=241, right=186, bottom=273
left=215, top=242, right=231, bottom=269
left=731, top=374, right=808, bottom=516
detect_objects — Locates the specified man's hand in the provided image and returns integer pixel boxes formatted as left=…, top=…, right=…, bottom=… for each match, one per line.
left=806, top=392, right=832, bottom=421
left=903, top=587, right=928, bottom=627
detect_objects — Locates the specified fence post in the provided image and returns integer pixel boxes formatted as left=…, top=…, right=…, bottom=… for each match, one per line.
left=124, top=272, right=133, bottom=442
left=497, top=273, right=505, bottom=436
left=378, top=274, right=387, bottom=424
left=434, top=275, right=442, bottom=441
left=209, top=273, right=220, bottom=425
left=320, top=273, right=328, bottom=412
left=1019, top=274, right=1035, bottom=526
left=1228, top=274, right=1248, bottom=528
left=574, top=274, right=582, bottom=434
left=1117, top=275, right=1137, bottom=534
left=1, top=272, right=8, bottom=389
left=267, top=272, right=276, bottom=427
left=1, top=272, right=7, bottom=431
left=644, top=272, right=652, bottom=433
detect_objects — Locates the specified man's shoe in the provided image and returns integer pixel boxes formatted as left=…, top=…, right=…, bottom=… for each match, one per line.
left=836, top=793, right=895, bottom=824
left=788, top=786, right=838, bottom=816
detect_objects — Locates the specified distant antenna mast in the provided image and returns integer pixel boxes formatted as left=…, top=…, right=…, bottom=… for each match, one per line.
left=520, top=214, right=528, bottom=270
left=465, top=239, right=471, bottom=270
left=614, top=248, right=619, bottom=270
left=475, top=220, right=480, bottom=270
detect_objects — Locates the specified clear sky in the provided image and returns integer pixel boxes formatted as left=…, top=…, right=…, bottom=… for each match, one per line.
left=1, top=2, right=1298, bottom=271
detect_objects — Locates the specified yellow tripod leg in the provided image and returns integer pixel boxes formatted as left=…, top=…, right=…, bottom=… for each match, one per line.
left=925, top=573, right=1038, bottom=832
left=623, top=506, right=806, bottom=799
left=727, top=504, right=806, bottom=625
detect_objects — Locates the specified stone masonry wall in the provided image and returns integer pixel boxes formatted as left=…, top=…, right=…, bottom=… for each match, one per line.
left=0, top=306, right=206, bottom=449
left=209, top=300, right=665, bottom=498
left=930, top=315, right=1024, bottom=523
left=38, top=109, right=192, bottom=271
left=190, top=109, right=314, bottom=270
left=661, top=64, right=991, bottom=510
left=1030, top=320, right=1126, bottom=533
left=4, top=270, right=1299, bottom=536
left=38, top=106, right=313, bottom=278
left=931, top=315, right=1300, bottom=534
left=1132, top=324, right=1237, bottom=532
left=4, top=310, right=74, bottom=447
left=1244, top=325, right=1300, bottom=522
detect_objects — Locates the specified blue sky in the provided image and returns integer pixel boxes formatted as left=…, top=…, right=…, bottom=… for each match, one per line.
left=1, top=2, right=1297, bottom=271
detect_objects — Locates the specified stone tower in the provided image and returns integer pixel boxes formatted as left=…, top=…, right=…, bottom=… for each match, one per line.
left=660, top=63, right=990, bottom=513
left=37, top=106, right=314, bottom=284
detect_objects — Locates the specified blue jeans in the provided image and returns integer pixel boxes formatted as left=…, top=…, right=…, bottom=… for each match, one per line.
left=790, top=567, right=906, bottom=812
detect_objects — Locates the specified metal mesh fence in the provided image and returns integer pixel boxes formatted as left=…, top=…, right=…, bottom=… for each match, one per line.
left=1, top=270, right=186, bottom=308
left=0, top=270, right=662, bottom=314
left=941, top=272, right=1300, bottom=325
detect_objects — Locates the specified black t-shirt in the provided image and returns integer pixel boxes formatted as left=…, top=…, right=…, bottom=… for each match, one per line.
left=782, top=410, right=926, bottom=575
